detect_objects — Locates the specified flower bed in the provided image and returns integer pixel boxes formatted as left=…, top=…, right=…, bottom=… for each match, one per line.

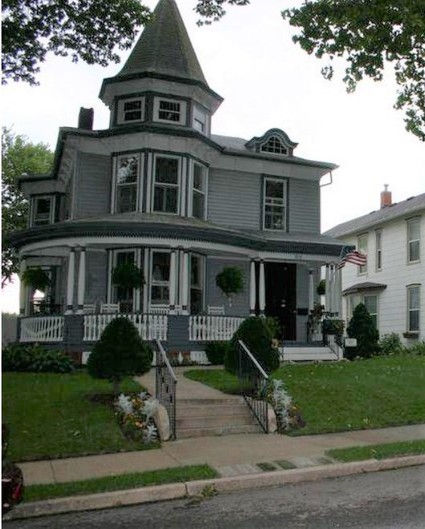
left=115, top=393, right=160, bottom=445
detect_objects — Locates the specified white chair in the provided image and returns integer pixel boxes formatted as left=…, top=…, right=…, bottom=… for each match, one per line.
left=100, top=303, right=120, bottom=314
left=207, top=305, right=225, bottom=315
left=83, top=303, right=96, bottom=314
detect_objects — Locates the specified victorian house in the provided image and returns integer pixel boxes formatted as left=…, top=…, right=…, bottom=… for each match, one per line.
left=10, top=0, right=344, bottom=361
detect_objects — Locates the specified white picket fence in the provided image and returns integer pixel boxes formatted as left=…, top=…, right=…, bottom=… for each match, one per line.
left=83, top=313, right=168, bottom=342
left=189, top=315, right=245, bottom=341
left=20, top=316, right=64, bottom=342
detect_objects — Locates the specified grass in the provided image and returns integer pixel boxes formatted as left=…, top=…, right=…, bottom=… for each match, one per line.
left=2, top=371, right=151, bottom=461
left=326, top=439, right=425, bottom=462
left=185, top=355, right=425, bottom=435
left=24, top=465, right=218, bottom=503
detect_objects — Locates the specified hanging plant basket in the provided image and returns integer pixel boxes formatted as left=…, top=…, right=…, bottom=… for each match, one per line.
left=316, top=279, right=326, bottom=296
left=111, top=263, right=145, bottom=290
left=216, top=266, right=244, bottom=306
left=21, top=267, right=51, bottom=292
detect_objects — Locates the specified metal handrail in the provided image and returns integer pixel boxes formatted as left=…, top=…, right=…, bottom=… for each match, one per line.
left=236, top=339, right=269, bottom=433
left=155, top=339, right=177, bottom=440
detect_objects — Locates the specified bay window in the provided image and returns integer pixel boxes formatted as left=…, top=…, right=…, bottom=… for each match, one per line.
left=153, top=157, right=179, bottom=214
left=151, top=251, right=170, bottom=306
left=115, top=155, right=139, bottom=213
left=192, top=163, right=207, bottom=220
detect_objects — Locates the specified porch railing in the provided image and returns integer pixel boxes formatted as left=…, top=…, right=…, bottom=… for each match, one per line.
left=20, top=316, right=64, bottom=342
left=236, top=339, right=269, bottom=433
left=189, top=315, right=245, bottom=341
left=83, top=314, right=168, bottom=342
left=155, top=339, right=177, bottom=440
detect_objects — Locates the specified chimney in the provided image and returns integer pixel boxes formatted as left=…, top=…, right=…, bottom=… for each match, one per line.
left=78, top=107, right=94, bottom=130
left=380, top=184, right=392, bottom=209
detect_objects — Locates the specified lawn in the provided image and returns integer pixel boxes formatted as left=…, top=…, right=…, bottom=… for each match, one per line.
left=2, top=371, right=151, bottom=461
left=185, top=356, right=425, bottom=435
left=327, top=439, right=425, bottom=462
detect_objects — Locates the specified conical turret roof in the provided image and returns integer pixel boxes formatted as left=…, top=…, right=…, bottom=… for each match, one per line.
left=118, top=0, right=207, bottom=85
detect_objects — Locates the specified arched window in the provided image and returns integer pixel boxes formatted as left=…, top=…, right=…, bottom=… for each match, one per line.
left=260, top=136, right=288, bottom=155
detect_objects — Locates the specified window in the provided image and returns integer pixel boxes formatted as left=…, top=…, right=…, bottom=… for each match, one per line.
left=153, top=157, right=179, bottom=214
left=151, top=252, right=170, bottom=306
left=190, top=254, right=204, bottom=314
left=192, top=163, right=207, bottom=219
left=115, top=155, right=139, bottom=213
left=407, top=218, right=420, bottom=263
left=375, top=230, right=382, bottom=271
left=118, top=97, right=144, bottom=123
left=192, top=106, right=208, bottom=134
left=154, top=98, right=186, bottom=125
left=364, top=295, right=378, bottom=329
left=357, top=234, right=368, bottom=274
left=264, top=178, right=286, bottom=231
left=260, top=136, right=288, bottom=155
left=407, top=285, right=420, bottom=333
left=32, top=196, right=54, bottom=226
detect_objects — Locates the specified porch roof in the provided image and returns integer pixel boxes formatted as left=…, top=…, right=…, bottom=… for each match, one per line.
left=342, top=282, right=387, bottom=296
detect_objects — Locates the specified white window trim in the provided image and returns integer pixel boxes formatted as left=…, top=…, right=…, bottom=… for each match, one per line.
left=357, top=233, right=368, bottom=275
left=153, top=97, right=186, bottom=126
left=189, top=161, right=208, bottom=220
left=117, top=97, right=145, bottom=124
left=407, top=217, right=421, bottom=264
left=375, top=229, right=382, bottom=272
left=113, top=153, right=141, bottom=214
left=150, top=249, right=171, bottom=307
left=31, top=195, right=55, bottom=227
left=260, top=136, right=289, bottom=156
left=406, top=284, right=420, bottom=333
left=151, top=154, right=181, bottom=215
left=263, top=177, right=287, bottom=231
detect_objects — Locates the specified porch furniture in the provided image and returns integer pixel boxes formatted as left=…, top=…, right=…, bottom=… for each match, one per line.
left=207, top=305, right=225, bottom=315
left=100, top=303, right=120, bottom=313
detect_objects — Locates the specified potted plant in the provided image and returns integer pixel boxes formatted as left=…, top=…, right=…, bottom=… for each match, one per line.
left=111, top=263, right=145, bottom=313
left=21, top=267, right=51, bottom=292
left=216, top=266, right=244, bottom=308
left=316, top=279, right=326, bottom=296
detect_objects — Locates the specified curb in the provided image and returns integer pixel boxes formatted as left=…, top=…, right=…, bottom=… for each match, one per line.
left=5, top=455, right=425, bottom=521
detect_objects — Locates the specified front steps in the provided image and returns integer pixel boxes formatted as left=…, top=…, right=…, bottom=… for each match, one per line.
left=176, top=398, right=262, bottom=439
left=280, top=342, right=342, bottom=361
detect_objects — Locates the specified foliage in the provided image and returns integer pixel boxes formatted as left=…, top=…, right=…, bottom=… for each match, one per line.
left=346, top=303, right=380, bottom=359
left=406, top=341, right=425, bottom=356
left=282, top=1, right=425, bottom=141
left=2, top=372, right=143, bottom=461
left=87, top=317, right=152, bottom=394
left=322, top=319, right=344, bottom=340
left=225, top=317, right=280, bottom=375
left=111, top=262, right=145, bottom=290
left=2, top=424, right=24, bottom=515
left=216, top=266, right=244, bottom=302
left=1, top=127, right=53, bottom=287
left=2, top=343, right=74, bottom=373
left=205, top=341, right=228, bottom=365
left=2, top=0, right=152, bottom=85
left=378, top=333, right=404, bottom=356
left=268, top=379, right=305, bottom=433
left=21, top=267, right=51, bottom=292
left=327, top=439, right=425, bottom=463
left=115, top=393, right=159, bottom=445
left=195, top=0, right=250, bottom=24
left=316, top=279, right=326, bottom=295
left=263, top=316, right=282, bottom=340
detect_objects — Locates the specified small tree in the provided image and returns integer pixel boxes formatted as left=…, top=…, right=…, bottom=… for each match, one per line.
left=346, top=303, right=379, bottom=359
left=21, top=267, right=51, bottom=293
left=111, top=262, right=145, bottom=313
left=216, top=266, right=244, bottom=307
left=87, top=317, right=152, bottom=395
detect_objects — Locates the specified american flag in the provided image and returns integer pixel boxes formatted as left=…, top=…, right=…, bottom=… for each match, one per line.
left=337, top=248, right=367, bottom=269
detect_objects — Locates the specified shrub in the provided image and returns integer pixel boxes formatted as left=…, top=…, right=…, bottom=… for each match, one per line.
left=346, top=303, right=380, bottom=359
left=87, top=317, right=152, bottom=395
left=2, top=343, right=74, bottom=373
left=111, top=262, right=145, bottom=290
left=216, top=266, right=244, bottom=306
left=406, top=341, right=425, bottom=356
left=378, top=333, right=404, bottom=356
left=225, top=317, right=279, bottom=375
left=263, top=317, right=282, bottom=340
left=205, top=342, right=228, bottom=365
left=316, top=279, right=326, bottom=296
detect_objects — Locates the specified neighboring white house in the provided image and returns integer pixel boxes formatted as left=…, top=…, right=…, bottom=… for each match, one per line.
left=325, top=187, right=425, bottom=345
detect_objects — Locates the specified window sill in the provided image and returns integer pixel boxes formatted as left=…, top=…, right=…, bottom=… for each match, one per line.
left=403, top=332, right=419, bottom=339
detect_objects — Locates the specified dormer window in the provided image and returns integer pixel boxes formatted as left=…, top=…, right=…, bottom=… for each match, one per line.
left=118, top=97, right=145, bottom=124
left=260, top=136, right=288, bottom=155
left=32, top=196, right=55, bottom=226
left=154, top=97, right=186, bottom=125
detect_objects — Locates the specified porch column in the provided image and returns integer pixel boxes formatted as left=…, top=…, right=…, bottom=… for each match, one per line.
left=259, top=260, right=265, bottom=316
left=19, top=257, right=27, bottom=316
left=76, top=247, right=86, bottom=314
left=249, top=259, right=256, bottom=315
left=308, top=269, right=314, bottom=312
left=325, top=264, right=330, bottom=312
left=181, top=251, right=189, bottom=315
left=169, top=249, right=177, bottom=314
left=66, top=248, right=76, bottom=314
left=335, top=266, right=342, bottom=317
left=329, top=265, right=335, bottom=314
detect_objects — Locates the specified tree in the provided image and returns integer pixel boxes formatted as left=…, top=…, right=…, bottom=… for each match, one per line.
left=1, top=128, right=54, bottom=288
left=282, top=1, right=425, bottom=141
left=87, top=317, right=152, bottom=395
left=346, top=303, right=380, bottom=359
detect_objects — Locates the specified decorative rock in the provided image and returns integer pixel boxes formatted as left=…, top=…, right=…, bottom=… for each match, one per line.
left=267, top=407, right=277, bottom=434
left=152, top=403, right=170, bottom=441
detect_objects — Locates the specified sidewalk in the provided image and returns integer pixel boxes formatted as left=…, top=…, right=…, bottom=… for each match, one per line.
left=8, top=368, right=425, bottom=520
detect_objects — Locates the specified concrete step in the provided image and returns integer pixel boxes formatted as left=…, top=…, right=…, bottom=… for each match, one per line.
left=177, top=424, right=262, bottom=439
left=176, top=414, right=256, bottom=429
left=177, top=402, right=250, bottom=418
left=282, top=347, right=337, bottom=361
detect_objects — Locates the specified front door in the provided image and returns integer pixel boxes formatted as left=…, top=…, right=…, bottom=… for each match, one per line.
left=265, top=262, right=297, bottom=341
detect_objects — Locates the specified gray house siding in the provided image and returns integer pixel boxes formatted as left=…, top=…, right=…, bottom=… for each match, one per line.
left=289, top=179, right=320, bottom=234
left=74, top=153, right=112, bottom=219
left=207, top=169, right=260, bottom=229
left=206, top=257, right=249, bottom=317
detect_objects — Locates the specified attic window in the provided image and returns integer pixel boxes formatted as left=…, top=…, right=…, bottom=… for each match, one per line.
left=118, top=97, right=144, bottom=124
left=154, top=97, right=186, bottom=125
left=260, top=136, right=288, bottom=155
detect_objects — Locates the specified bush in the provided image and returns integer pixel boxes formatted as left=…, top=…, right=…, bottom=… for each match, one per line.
left=378, top=333, right=404, bottom=356
left=87, top=317, right=152, bottom=394
left=205, top=342, right=228, bottom=365
left=406, top=341, right=425, bottom=356
left=225, top=317, right=279, bottom=375
left=346, top=303, right=380, bottom=359
left=2, top=343, right=74, bottom=373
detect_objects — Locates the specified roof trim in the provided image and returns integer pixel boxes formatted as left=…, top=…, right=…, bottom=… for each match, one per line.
left=342, top=282, right=387, bottom=296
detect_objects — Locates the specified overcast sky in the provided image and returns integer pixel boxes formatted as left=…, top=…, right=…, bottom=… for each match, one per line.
left=2, top=0, right=424, bottom=312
